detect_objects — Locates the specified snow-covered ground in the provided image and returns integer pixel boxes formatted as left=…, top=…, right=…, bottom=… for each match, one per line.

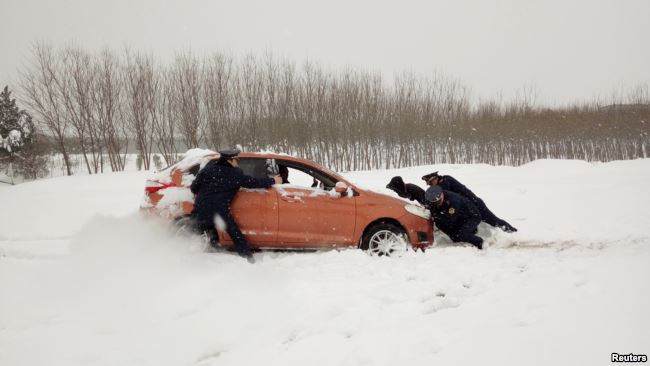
left=0, top=159, right=648, bottom=366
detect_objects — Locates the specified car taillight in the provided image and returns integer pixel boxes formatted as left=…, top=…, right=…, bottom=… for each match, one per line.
left=145, top=183, right=175, bottom=194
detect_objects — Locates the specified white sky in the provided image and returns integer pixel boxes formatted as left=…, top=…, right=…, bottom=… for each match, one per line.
left=1, top=0, right=649, bottom=105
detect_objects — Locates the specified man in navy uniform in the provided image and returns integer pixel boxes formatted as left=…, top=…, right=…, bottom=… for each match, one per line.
left=190, top=149, right=282, bottom=260
left=422, top=171, right=517, bottom=233
left=424, top=185, right=484, bottom=249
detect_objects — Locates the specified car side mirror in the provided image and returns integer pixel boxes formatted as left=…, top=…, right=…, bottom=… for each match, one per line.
left=334, top=182, right=348, bottom=195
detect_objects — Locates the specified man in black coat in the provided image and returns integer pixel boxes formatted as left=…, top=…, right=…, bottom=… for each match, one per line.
left=424, top=186, right=484, bottom=249
left=190, top=149, right=282, bottom=259
left=422, top=172, right=517, bottom=233
left=386, top=176, right=426, bottom=205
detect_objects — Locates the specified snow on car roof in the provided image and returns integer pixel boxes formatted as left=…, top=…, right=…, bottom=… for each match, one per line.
left=148, top=148, right=217, bottom=182
left=147, top=149, right=350, bottom=187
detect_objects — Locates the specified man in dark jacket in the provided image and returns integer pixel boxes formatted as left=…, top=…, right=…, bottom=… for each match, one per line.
left=190, top=149, right=282, bottom=259
left=424, top=186, right=484, bottom=249
left=422, top=172, right=517, bottom=233
left=386, top=176, right=426, bottom=205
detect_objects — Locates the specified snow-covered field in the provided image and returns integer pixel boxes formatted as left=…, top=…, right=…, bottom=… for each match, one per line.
left=1, top=159, right=648, bottom=366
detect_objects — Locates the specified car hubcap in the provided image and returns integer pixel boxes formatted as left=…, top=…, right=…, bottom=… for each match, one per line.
left=369, top=230, right=407, bottom=256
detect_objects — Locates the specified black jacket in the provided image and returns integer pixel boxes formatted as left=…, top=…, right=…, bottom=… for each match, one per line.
left=429, top=190, right=481, bottom=234
left=386, top=176, right=427, bottom=205
left=190, top=160, right=274, bottom=222
left=404, top=183, right=426, bottom=205
left=437, top=175, right=480, bottom=203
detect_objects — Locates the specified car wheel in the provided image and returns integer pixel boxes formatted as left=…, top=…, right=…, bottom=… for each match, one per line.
left=173, top=215, right=195, bottom=235
left=360, top=222, right=408, bottom=256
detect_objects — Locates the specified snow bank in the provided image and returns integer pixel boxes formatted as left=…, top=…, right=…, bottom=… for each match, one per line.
left=0, top=171, right=150, bottom=240
left=345, top=158, right=650, bottom=245
left=0, top=158, right=649, bottom=366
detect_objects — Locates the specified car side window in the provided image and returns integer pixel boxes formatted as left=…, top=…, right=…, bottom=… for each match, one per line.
left=282, top=166, right=319, bottom=187
left=238, top=158, right=268, bottom=179
left=276, top=160, right=338, bottom=191
left=188, top=164, right=200, bottom=176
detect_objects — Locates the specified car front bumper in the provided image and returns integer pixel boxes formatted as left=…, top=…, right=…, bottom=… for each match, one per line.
left=398, top=213, right=434, bottom=251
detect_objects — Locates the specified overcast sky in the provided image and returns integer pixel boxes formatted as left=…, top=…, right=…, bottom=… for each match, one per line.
left=1, top=0, right=649, bottom=105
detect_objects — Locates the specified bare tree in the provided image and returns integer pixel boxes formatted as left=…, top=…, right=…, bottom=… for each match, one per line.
left=171, top=52, right=204, bottom=149
left=154, top=68, right=179, bottom=164
left=203, top=52, right=236, bottom=150
left=57, top=45, right=103, bottom=174
left=124, top=50, right=156, bottom=170
left=16, top=44, right=650, bottom=176
left=19, top=42, right=73, bottom=175
left=91, top=48, right=128, bottom=171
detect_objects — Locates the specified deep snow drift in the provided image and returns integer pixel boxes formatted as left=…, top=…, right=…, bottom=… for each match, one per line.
left=0, top=159, right=648, bottom=366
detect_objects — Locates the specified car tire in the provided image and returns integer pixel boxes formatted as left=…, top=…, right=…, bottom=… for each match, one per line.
left=360, top=222, right=408, bottom=256
left=173, top=215, right=196, bottom=234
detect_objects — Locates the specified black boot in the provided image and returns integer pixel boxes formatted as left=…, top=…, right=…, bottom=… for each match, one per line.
left=498, top=220, right=517, bottom=233
left=240, top=250, right=255, bottom=263
left=206, top=229, right=220, bottom=249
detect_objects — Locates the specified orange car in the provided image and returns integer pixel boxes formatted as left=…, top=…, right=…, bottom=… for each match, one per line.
left=142, top=149, right=433, bottom=255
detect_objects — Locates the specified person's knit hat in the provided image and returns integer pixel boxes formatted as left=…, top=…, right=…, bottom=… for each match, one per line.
left=386, top=176, right=405, bottom=191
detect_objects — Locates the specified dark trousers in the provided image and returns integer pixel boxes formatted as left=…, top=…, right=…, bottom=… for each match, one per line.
left=192, top=207, right=252, bottom=256
left=448, top=217, right=483, bottom=248
left=471, top=197, right=510, bottom=228
left=218, top=209, right=252, bottom=256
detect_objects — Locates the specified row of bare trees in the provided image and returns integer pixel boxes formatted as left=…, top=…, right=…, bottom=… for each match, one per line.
left=18, top=43, right=650, bottom=175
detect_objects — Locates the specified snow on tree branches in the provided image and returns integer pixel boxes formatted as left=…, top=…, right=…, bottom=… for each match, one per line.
left=0, top=86, right=34, bottom=155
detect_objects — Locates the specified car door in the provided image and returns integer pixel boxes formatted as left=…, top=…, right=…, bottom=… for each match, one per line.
left=274, top=161, right=356, bottom=247
left=218, top=158, right=279, bottom=246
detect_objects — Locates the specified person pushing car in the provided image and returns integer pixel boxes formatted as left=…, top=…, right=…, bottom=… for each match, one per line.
left=424, top=185, right=484, bottom=249
left=422, top=171, right=517, bottom=233
left=386, top=176, right=426, bottom=205
left=190, top=149, right=282, bottom=260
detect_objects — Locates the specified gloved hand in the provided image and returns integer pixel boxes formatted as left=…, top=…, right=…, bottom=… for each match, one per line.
left=499, top=223, right=518, bottom=233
